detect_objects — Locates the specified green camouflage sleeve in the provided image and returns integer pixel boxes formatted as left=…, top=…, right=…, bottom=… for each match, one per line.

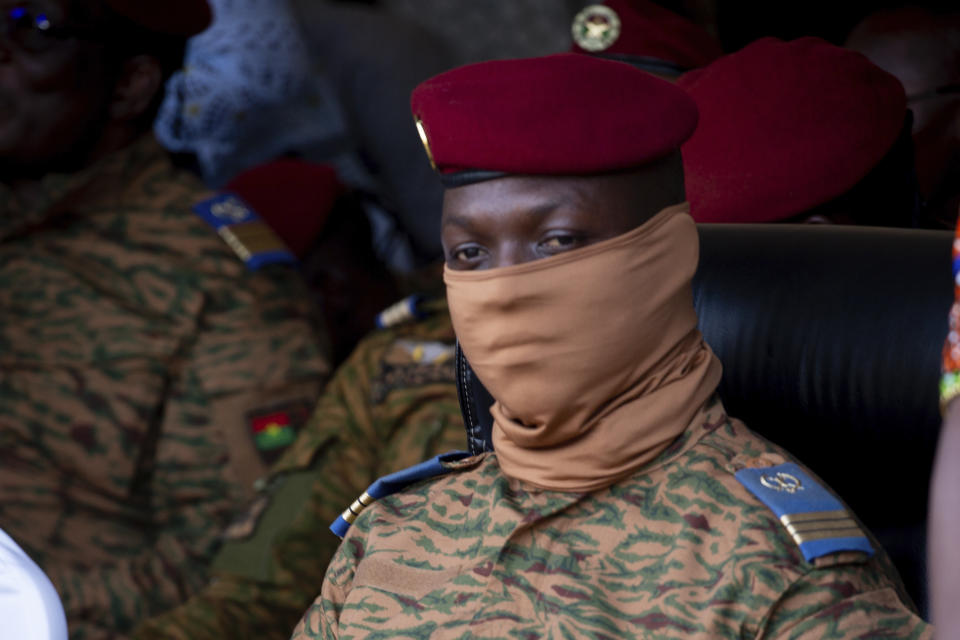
left=52, top=266, right=330, bottom=638
left=288, top=524, right=361, bottom=640
left=759, top=565, right=933, bottom=639
left=133, top=312, right=463, bottom=640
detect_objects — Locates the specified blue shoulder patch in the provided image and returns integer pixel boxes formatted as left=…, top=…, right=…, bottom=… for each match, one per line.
left=735, top=462, right=873, bottom=563
left=331, top=451, right=471, bottom=538
left=193, top=193, right=297, bottom=270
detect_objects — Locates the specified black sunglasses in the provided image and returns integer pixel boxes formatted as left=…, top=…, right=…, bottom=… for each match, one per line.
left=1, top=4, right=102, bottom=53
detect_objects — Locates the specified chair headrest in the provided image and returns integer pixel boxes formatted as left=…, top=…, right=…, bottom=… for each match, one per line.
left=456, top=224, right=953, bottom=530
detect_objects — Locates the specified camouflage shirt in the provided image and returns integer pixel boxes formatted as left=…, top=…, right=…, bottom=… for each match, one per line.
left=132, top=298, right=465, bottom=640
left=0, top=136, right=331, bottom=638
left=294, top=397, right=931, bottom=639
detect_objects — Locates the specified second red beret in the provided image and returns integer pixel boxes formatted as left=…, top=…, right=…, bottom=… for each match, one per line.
left=679, top=37, right=907, bottom=223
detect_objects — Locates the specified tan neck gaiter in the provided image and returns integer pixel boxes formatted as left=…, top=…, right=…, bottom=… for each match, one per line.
left=444, top=204, right=723, bottom=492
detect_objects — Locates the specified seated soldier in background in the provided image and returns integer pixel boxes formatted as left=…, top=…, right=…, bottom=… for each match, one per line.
left=0, top=0, right=331, bottom=636
left=570, top=0, right=722, bottom=79
left=293, top=53, right=930, bottom=639
left=134, top=292, right=463, bottom=639
left=681, top=37, right=920, bottom=227
left=846, top=6, right=960, bottom=229
left=930, top=214, right=960, bottom=635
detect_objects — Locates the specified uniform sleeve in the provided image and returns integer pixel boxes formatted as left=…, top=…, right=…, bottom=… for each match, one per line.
left=757, top=564, right=933, bottom=639
left=289, top=529, right=363, bottom=640
left=132, top=322, right=463, bottom=639
left=132, top=334, right=384, bottom=639
left=52, top=266, right=331, bottom=636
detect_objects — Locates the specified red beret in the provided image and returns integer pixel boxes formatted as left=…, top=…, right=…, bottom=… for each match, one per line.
left=679, top=37, right=907, bottom=224
left=571, top=1, right=723, bottom=74
left=410, top=53, right=698, bottom=183
left=105, top=0, right=211, bottom=36
left=225, top=159, right=344, bottom=258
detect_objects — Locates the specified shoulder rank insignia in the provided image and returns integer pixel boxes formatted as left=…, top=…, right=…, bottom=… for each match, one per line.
left=376, top=294, right=426, bottom=329
left=193, top=193, right=296, bottom=270
left=735, top=462, right=874, bottom=563
left=331, top=450, right=471, bottom=538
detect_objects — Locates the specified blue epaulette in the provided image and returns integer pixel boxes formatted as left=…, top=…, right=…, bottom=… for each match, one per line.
left=331, top=451, right=471, bottom=538
left=736, top=462, right=873, bottom=563
left=375, top=294, right=426, bottom=329
left=193, top=193, right=296, bottom=270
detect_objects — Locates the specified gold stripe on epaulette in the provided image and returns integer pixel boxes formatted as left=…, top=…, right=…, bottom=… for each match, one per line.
left=780, top=511, right=864, bottom=546
left=217, top=221, right=287, bottom=262
left=379, top=298, right=417, bottom=328
left=228, top=221, right=286, bottom=253
left=792, top=527, right=866, bottom=543
left=339, top=491, right=375, bottom=526
left=217, top=227, right=252, bottom=261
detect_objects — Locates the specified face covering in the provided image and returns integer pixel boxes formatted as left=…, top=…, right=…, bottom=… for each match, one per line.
left=444, top=203, right=722, bottom=492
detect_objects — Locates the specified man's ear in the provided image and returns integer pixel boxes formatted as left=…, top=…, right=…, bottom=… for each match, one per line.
left=109, top=55, right=163, bottom=122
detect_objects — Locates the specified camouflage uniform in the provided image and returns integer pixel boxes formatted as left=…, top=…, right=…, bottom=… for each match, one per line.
left=294, top=396, right=932, bottom=639
left=132, top=297, right=464, bottom=640
left=0, top=136, right=331, bottom=638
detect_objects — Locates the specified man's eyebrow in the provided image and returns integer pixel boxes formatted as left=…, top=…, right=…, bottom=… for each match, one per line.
left=443, top=200, right=567, bottom=231
left=442, top=213, right=475, bottom=230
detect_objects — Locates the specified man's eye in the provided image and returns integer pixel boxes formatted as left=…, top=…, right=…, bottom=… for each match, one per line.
left=451, top=245, right=486, bottom=262
left=539, top=234, right=579, bottom=252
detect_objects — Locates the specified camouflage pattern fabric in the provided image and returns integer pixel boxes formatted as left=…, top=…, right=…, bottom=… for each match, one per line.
left=133, top=298, right=464, bottom=640
left=0, top=136, right=332, bottom=639
left=294, top=396, right=932, bottom=639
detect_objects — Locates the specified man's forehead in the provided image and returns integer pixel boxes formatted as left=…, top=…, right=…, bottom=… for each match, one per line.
left=442, top=176, right=574, bottom=218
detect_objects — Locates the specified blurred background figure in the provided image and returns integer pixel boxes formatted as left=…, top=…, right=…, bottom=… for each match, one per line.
left=0, top=527, right=68, bottom=640
left=0, top=0, right=331, bottom=636
left=846, top=6, right=960, bottom=229
left=680, top=37, right=917, bottom=226
left=157, top=0, right=457, bottom=269
left=154, top=0, right=341, bottom=189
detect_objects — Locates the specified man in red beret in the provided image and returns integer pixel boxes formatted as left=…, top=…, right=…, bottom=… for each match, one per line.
left=846, top=7, right=960, bottom=229
left=0, top=1, right=331, bottom=637
left=681, top=37, right=920, bottom=226
left=290, top=53, right=930, bottom=639
left=571, top=0, right=722, bottom=79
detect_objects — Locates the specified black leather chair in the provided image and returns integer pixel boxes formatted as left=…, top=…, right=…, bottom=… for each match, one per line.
left=456, top=223, right=953, bottom=618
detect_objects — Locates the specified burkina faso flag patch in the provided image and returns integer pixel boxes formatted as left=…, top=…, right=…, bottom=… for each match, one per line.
left=250, top=410, right=298, bottom=452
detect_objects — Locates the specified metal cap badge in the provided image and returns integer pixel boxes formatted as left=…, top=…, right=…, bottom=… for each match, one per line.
left=415, top=117, right=437, bottom=170
left=572, top=4, right=622, bottom=52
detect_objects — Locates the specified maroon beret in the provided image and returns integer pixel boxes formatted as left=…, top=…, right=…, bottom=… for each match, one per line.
left=225, top=159, right=344, bottom=259
left=679, top=37, right=907, bottom=223
left=105, top=0, right=211, bottom=36
left=571, top=1, right=723, bottom=74
left=410, top=53, right=698, bottom=183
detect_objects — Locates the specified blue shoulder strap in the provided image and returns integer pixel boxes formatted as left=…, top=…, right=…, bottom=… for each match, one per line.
left=331, top=451, right=471, bottom=538
left=193, top=193, right=297, bottom=270
left=736, top=462, right=874, bottom=563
